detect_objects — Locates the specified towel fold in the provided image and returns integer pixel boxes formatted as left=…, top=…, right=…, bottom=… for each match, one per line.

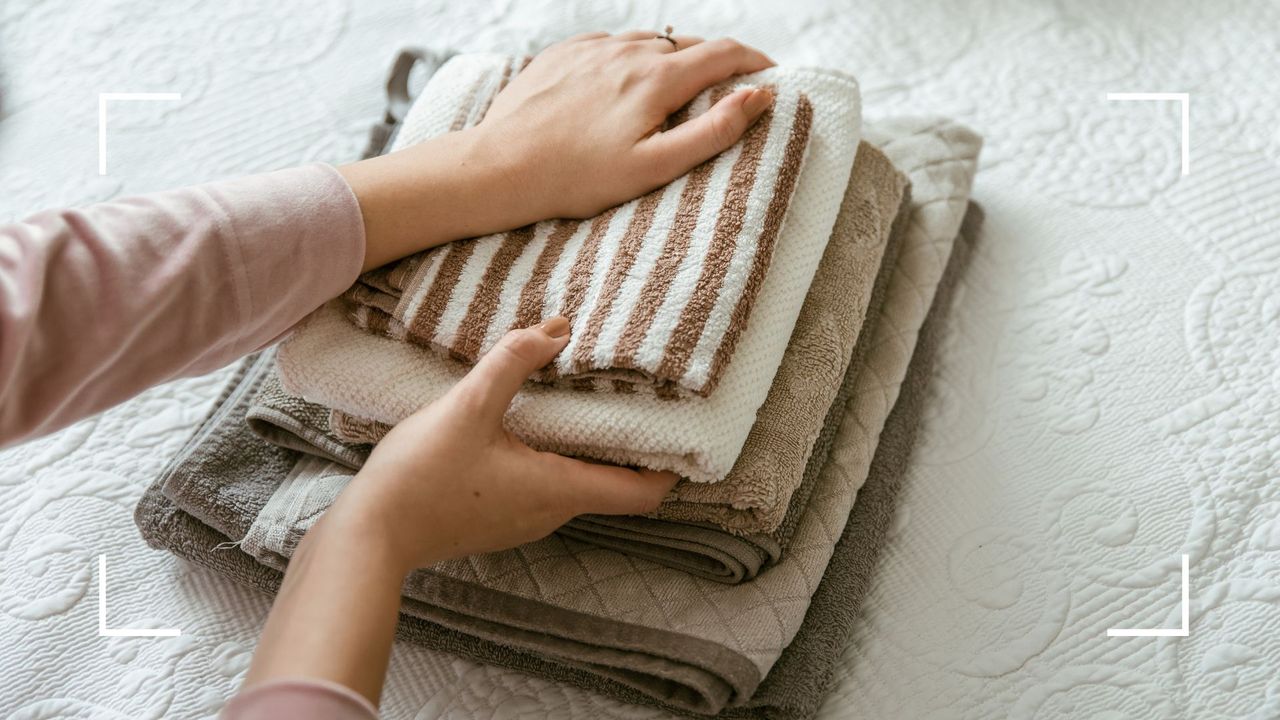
left=138, top=116, right=980, bottom=715
left=334, top=143, right=911, bottom=537
left=248, top=141, right=911, bottom=580
left=246, top=373, right=773, bottom=583
left=134, top=202, right=977, bottom=719
left=346, top=55, right=817, bottom=399
left=277, top=57, right=865, bottom=483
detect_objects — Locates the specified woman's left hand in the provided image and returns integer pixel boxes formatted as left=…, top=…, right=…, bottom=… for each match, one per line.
left=328, top=315, right=677, bottom=572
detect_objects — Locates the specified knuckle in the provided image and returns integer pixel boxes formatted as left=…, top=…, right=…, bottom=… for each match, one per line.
left=643, top=60, right=676, bottom=84
left=712, top=37, right=743, bottom=54
left=448, top=382, right=488, bottom=414
left=707, top=112, right=741, bottom=150
left=497, top=328, right=545, bottom=364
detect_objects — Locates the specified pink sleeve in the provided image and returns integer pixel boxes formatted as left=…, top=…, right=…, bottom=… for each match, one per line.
left=221, top=678, right=379, bottom=719
left=0, top=163, right=365, bottom=447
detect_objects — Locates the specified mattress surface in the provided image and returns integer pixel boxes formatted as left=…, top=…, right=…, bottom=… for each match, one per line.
left=2, top=1, right=1278, bottom=718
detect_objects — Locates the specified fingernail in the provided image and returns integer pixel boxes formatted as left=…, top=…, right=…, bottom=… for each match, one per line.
left=538, top=316, right=571, bottom=338
left=742, top=88, right=773, bottom=117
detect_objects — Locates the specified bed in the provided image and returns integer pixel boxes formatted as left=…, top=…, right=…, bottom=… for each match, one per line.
left=2, top=0, right=1278, bottom=717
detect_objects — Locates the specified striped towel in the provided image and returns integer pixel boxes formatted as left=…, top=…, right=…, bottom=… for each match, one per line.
left=343, top=56, right=815, bottom=397
left=279, top=57, right=862, bottom=483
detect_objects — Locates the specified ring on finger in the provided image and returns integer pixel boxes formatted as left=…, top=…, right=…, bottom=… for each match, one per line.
left=655, top=24, right=678, bottom=50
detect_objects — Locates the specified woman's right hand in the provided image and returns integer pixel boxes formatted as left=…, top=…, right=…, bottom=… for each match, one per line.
left=323, top=316, right=678, bottom=573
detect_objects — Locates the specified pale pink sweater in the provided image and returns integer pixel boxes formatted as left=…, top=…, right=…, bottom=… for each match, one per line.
left=0, top=163, right=378, bottom=718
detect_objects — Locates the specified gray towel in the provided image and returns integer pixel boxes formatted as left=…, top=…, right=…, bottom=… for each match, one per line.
left=133, top=205, right=976, bottom=719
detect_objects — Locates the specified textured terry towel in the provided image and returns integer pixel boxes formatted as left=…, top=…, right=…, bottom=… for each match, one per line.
left=277, top=56, right=864, bottom=483
left=333, top=143, right=910, bottom=536
left=346, top=57, right=816, bottom=399
left=244, top=372, right=372, bottom=469
left=250, top=144, right=910, bottom=580
left=246, top=371, right=769, bottom=582
left=151, top=117, right=981, bottom=715
left=134, top=205, right=978, bottom=720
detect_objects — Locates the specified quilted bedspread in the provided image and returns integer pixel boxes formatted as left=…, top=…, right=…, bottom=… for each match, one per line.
left=2, top=1, right=1278, bottom=718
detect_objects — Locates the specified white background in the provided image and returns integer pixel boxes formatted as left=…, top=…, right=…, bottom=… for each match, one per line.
left=2, top=1, right=1278, bottom=717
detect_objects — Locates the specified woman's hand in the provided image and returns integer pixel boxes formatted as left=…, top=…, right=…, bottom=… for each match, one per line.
left=244, top=317, right=676, bottom=703
left=478, top=32, right=776, bottom=219
left=330, top=315, right=677, bottom=572
left=342, top=32, right=775, bottom=271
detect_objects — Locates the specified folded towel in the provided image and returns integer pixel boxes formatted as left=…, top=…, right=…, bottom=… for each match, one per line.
left=333, top=142, right=910, bottom=537
left=277, top=58, right=864, bottom=483
left=247, top=372, right=771, bottom=582
left=134, top=204, right=978, bottom=720
left=249, top=141, right=910, bottom=580
left=245, top=372, right=371, bottom=469
left=143, top=117, right=980, bottom=715
left=347, top=56, right=816, bottom=399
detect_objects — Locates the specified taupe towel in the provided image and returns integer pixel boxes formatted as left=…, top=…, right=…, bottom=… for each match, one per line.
left=346, top=56, right=818, bottom=398
left=248, top=143, right=911, bottom=581
left=248, top=380, right=775, bottom=583
left=134, top=207, right=977, bottom=719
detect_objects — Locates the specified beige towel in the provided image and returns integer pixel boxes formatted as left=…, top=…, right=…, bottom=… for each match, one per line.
left=276, top=57, right=864, bottom=483
left=330, top=141, right=910, bottom=536
left=345, top=61, right=816, bottom=398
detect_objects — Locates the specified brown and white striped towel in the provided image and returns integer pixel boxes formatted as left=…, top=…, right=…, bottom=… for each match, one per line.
left=279, top=57, right=863, bottom=483
left=343, top=58, right=815, bottom=397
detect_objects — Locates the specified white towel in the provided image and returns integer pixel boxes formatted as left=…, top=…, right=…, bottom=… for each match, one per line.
left=278, top=59, right=862, bottom=482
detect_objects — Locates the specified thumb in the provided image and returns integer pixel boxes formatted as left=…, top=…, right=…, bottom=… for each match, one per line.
left=641, top=87, right=773, bottom=180
left=542, top=453, right=679, bottom=516
left=451, top=316, right=571, bottom=424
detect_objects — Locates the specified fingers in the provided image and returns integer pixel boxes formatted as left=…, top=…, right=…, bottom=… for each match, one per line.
left=638, top=87, right=773, bottom=181
left=450, top=317, right=571, bottom=424
left=659, top=38, right=774, bottom=106
left=545, top=454, right=679, bottom=515
left=609, top=29, right=704, bottom=51
left=564, top=31, right=610, bottom=42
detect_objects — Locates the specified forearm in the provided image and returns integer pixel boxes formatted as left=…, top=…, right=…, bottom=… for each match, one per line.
left=242, top=496, right=413, bottom=705
left=0, top=164, right=365, bottom=447
left=339, top=126, right=538, bottom=272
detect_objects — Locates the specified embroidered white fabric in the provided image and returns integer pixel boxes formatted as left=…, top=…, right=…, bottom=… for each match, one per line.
left=1, top=1, right=1277, bottom=718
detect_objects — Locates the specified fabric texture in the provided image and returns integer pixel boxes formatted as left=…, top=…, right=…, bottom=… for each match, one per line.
left=346, top=56, right=817, bottom=399
left=250, top=143, right=910, bottom=580
left=276, top=56, right=864, bottom=483
left=140, top=117, right=981, bottom=716
left=655, top=142, right=907, bottom=533
left=245, top=372, right=373, bottom=469
left=334, top=142, right=909, bottom=535
left=136, top=205, right=977, bottom=720
left=0, top=163, right=365, bottom=447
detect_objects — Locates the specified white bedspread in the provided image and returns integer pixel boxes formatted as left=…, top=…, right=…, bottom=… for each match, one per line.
left=2, top=1, right=1278, bottom=718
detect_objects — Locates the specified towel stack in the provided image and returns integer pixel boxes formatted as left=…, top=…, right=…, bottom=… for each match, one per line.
left=134, top=52, right=982, bottom=719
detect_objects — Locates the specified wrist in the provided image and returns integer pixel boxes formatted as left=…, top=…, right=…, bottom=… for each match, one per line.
left=340, top=126, right=540, bottom=272
left=447, top=123, right=545, bottom=229
left=322, top=467, right=462, bottom=575
left=311, top=487, right=420, bottom=578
